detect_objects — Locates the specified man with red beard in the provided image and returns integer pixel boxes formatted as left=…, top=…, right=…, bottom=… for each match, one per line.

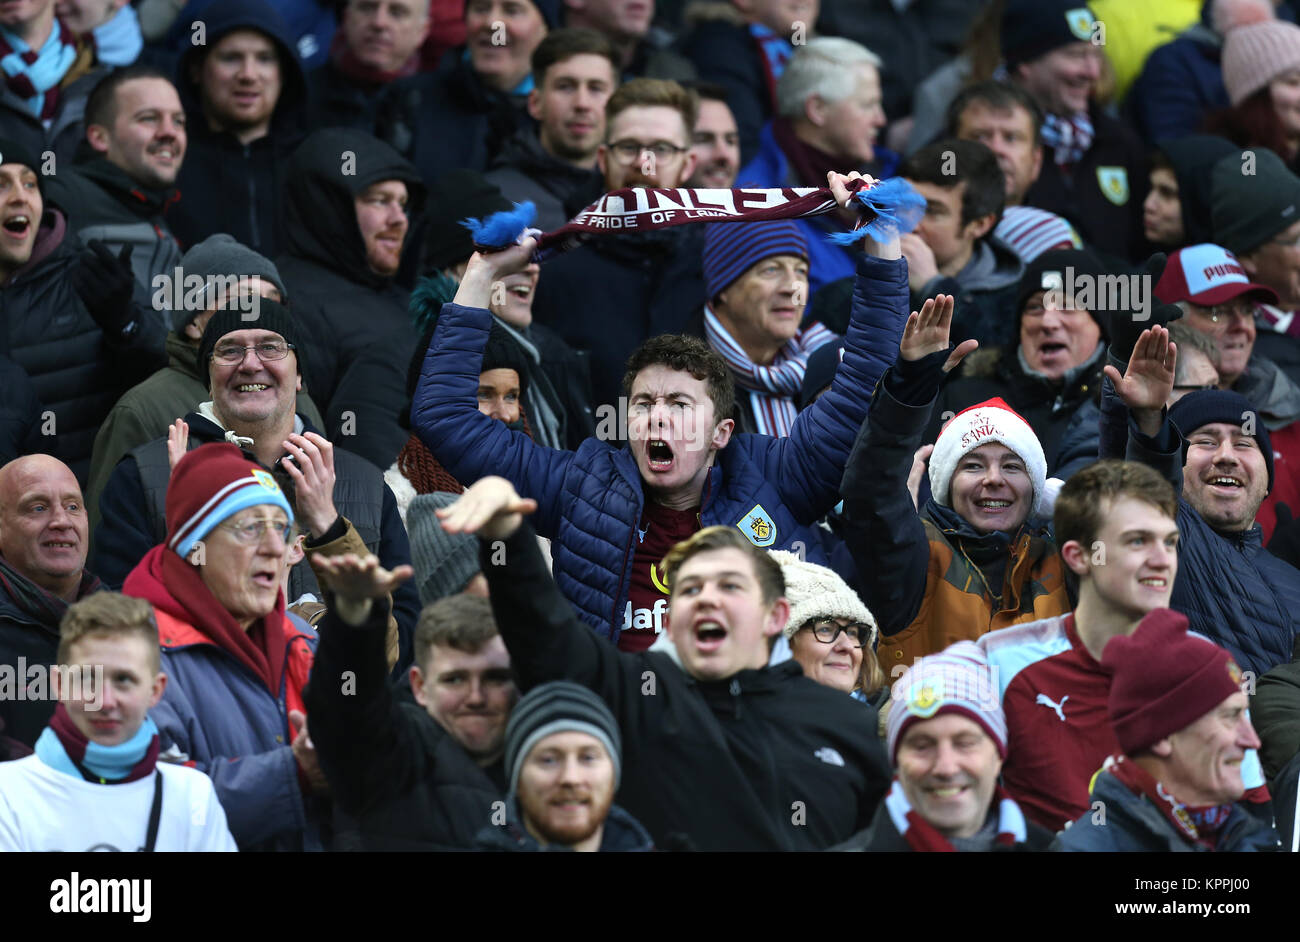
left=477, top=680, right=653, bottom=851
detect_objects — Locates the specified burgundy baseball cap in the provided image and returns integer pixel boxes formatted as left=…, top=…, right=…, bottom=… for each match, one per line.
left=1154, top=243, right=1278, bottom=306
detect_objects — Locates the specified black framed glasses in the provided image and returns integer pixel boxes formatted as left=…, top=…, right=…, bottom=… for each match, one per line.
left=804, top=620, right=873, bottom=648
left=606, top=139, right=688, bottom=164
left=212, top=340, right=296, bottom=364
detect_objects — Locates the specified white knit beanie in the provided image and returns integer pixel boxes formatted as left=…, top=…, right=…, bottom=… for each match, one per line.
left=768, top=550, right=878, bottom=645
left=1219, top=0, right=1300, bottom=106
left=928, top=397, right=1047, bottom=519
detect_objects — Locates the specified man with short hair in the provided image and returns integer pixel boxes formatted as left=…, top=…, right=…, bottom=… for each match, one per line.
left=1054, top=608, right=1279, bottom=851
left=91, top=299, right=421, bottom=668
left=1003, top=0, right=1147, bottom=261
left=477, top=680, right=653, bottom=850
left=307, top=557, right=525, bottom=850
left=562, top=0, right=693, bottom=81
left=440, top=486, right=892, bottom=850
left=1108, top=324, right=1300, bottom=676
left=946, top=80, right=1081, bottom=263
left=530, top=77, right=708, bottom=409
left=834, top=641, right=1052, bottom=851
left=46, top=65, right=186, bottom=294
left=417, top=172, right=907, bottom=651
left=0, top=591, right=236, bottom=850
left=686, top=82, right=741, bottom=189
left=900, top=138, right=1023, bottom=346
left=306, top=0, right=431, bottom=131
left=0, top=455, right=104, bottom=749
left=736, top=36, right=893, bottom=296
left=56, top=0, right=141, bottom=66
left=485, top=28, right=618, bottom=231
left=169, top=0, right=309, bottom=256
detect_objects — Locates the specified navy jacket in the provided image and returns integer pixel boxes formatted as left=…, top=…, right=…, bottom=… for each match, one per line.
left=475, top=798, right=655, bottom=852
left=413, top=253, right=909, bottom=644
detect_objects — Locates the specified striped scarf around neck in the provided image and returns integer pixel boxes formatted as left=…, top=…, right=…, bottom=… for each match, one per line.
left=0, top=18, right=78, bottom=120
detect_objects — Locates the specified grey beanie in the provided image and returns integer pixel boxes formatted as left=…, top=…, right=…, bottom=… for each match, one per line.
left=408, top=492, right=481, bottom=606
left=172, top=234, right=288, bottom=332
left=504, top=681, right=622, bottom=800
left=1210, top=148, right=1300, bottom=255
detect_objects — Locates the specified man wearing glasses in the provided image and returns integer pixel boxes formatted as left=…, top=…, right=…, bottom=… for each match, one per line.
left=531, top=77, right=707, bottom=412
left=1153, top=242, right=1300, bottom=544
left=92, top=299, right=422, bottom=670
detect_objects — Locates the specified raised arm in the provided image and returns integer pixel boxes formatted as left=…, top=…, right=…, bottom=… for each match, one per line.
left=1102, top=325, right=1184, bottom=492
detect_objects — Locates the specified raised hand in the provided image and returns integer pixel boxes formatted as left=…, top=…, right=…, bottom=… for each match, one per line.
left=289, top=710, right=329, bottom=795
left=1103, top=325, right=1177, bottom=414
left=899, top=294, right=978, bottom=373
left=436, top=475, right=538, bottom=541
left=280, top=431, right=338, bottom=538
left=166, top=419, right=189, bottom=474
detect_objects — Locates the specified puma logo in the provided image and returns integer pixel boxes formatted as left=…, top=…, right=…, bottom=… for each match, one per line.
left=1036, top=693, right=1069, bottom=722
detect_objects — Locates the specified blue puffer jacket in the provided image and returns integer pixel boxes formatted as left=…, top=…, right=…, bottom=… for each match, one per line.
left=736, top=123, right=900, bottom=298
left=1053, top=768, right=1280, bottom=852
left=413, top=254, right=908, bottom=643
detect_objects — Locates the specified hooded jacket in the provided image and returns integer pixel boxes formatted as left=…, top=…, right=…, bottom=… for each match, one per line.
left=484, top=127, right=603, bottom=232
left=0, top=355, right=42, bottom=466
left=167, top=0, right=309, bottom=256
left=913, top=236, right=1025, bottom=351
left=415, top=253, right=908, bottom=644
left=677, top=10, right=768, bottom=166
left=274, top=127, right=426, bottom=467
left=475, top=798, right=655, bottom=852
left=483, top=523, right=892, bottom=851
left=44, top=155, right=183, bottom=291
left=0, top=208, right=168, bottom=484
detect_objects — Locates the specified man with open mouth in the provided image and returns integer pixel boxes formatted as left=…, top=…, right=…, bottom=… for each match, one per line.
left=415, top=170, right=909, bottom=653
left=1053, top=608, right=1279, bottom=852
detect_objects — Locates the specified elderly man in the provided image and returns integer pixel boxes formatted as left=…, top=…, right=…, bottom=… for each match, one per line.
left=0, top=592, right=236, bottom=851
left=1054, top=609, right=1280, bottom=851
left=0, top=456, right=104, bottom=749
left=834, top=642, right=1052, bottom=852
left=693, top=219, right=835, bottom=435
left=440, top=481, right=891, bottom=851
left=121, top=444, right=322, bottom=850
left=476, top=680, right=654, bottom=851
left=737, top=36, right=892, bottom=296
left=91, top=299, right=421, bottom=668
left=1153, top=243, right=1300, bottom=542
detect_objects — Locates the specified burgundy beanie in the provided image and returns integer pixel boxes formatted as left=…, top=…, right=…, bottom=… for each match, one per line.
left=1102, top=608, right=1244, bottom=755
left=165, top=443, right=294, bottom=559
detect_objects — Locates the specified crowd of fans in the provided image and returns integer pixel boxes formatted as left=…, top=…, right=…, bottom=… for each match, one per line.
left=1, top=0, right=1299, bottom=855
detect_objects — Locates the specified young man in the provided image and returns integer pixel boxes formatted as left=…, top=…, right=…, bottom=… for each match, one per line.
left=439, top=482, right=892, bottom=851
left=686, top=83, right=741, bottom=190
left=0, top=592, right=236, bottom=851
left=476, top=680, right=654, bottom=851
left=486, top=28, right=619, bottom=231
left=834, top=642, right=1052, bottom=852
left=1054, top=608, right=1280, bottom=852
left=416, top=171, right=907, bottom=650
left=979, top=460, right=1185, bottom=830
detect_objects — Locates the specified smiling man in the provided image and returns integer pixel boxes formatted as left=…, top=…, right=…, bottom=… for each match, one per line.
left=437, top=482, right=891, bottom=851
left=686, top=84, right=741, bottom=189
left=0, top=455, right=105, bottom=749
left=416, top=171, right=909, bottom=652
left=1054, top=608, right=1280, bottom=852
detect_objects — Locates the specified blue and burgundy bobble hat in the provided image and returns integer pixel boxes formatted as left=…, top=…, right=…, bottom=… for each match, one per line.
left=886, top=641, right=1007, bottom=766
left=166, top=443, right=294, bottom=559
left=702, top=220, right=809, bottom=302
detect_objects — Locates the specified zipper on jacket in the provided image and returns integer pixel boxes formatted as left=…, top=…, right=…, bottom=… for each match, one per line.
left=245, top=144, right=259, bottom=251
left=729, top=677, right=742, bottom=720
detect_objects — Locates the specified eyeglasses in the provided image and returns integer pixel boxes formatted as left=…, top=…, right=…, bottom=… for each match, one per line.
left=1198, top=300, right=1253, bottom=325
left=606, top=139, right=688, bottom=164
left=804, top=620, right=873, bottom=648
left=219, top=517, right=296, bottom=544
left=212, top=341, right=295, bottom=364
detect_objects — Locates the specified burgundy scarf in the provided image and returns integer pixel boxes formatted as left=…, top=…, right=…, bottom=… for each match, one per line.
left=1106, top=755, right=1233, bottom=849
left=771, top=116, right=855, bottom=189
left=883, top=778, right=1027, bottom=852
left=48, top=703, right=159, bottom=784
left=0, top=555, right=101, bottom=627
left=329, top=25, right=422, bottom=86
left=123, top=545, right=288, bottom=698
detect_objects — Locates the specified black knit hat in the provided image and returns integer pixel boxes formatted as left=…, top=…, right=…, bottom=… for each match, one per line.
left=1168, top=388, right=1275, bottom=492
left=198, top=297, right=305, bottom=387
left=1001, top=0, right=1098, bottom=71
left=1159, top=134, right=1238, bottom=247
left=422, top=170, right=513, bottom=272
left=401, top=322, right=531, bottom=430
left=1211, top=147, right=1300, bottom=255
left=503, top=681, right=622, bottom=800
left=1016, top=247, right=1109, bottom=333
left=0, top=136, right=44, bottom=194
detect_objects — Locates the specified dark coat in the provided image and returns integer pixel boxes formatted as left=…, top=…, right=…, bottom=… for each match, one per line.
left=1053, top=768, right=1280, bottom=852
left=677, top=15, right=769, bottom=166
left=305, top=597, right=504, bottom=850
left=304, top=60, right=386, bottom=133
left=484, top=524, right=892, bottom=851
left=1127, top=4, right=1231, bottom=147
left=530, top=226, right=706, bottom=411
left=167, top=0, right=309, bottom=255
left=475, top=798, right=655, bottom=852
left=0, top=211, right=167, bottom=484
left=484, top=127, right=603, bottom=232
left=1252, top=637, right=1300, bottom=787
left=415, top=254, right=908, bottom=643
left=913, top=237, right=1024, bottom=352
left=89, top=410, right=421, bottom=669
left=0, top=355, right=43, bottom=466
left=0, top=48, right=106, bottom=169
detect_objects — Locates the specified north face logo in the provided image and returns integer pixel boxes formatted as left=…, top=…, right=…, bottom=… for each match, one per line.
left=814, top=747, right=845, bottom=767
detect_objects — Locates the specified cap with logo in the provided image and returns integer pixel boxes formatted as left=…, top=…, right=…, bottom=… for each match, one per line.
left=1001, top=0, right=1097, bottom=71
left=1153, top=243, right=1278, bottom=307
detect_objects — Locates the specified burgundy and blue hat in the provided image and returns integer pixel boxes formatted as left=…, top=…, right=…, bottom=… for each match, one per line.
left=885, top=641, right=1007, bottom=765
left=703, top=220, right=809, bottom=301
left=165, top=443, right=294, bottom=559
left=1154, top=243, right=1278, bottom=307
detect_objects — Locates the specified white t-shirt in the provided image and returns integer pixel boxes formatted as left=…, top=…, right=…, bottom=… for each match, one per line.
left=0, top=755, right=237, bottom=852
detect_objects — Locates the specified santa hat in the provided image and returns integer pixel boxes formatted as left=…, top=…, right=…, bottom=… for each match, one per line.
left=928, top=397, right=1048, bottom=518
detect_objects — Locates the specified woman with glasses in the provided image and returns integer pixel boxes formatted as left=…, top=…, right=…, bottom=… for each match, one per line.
left=122, top=443, right=327, bottom=851
left=768, top=550, right=884, bottom=701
